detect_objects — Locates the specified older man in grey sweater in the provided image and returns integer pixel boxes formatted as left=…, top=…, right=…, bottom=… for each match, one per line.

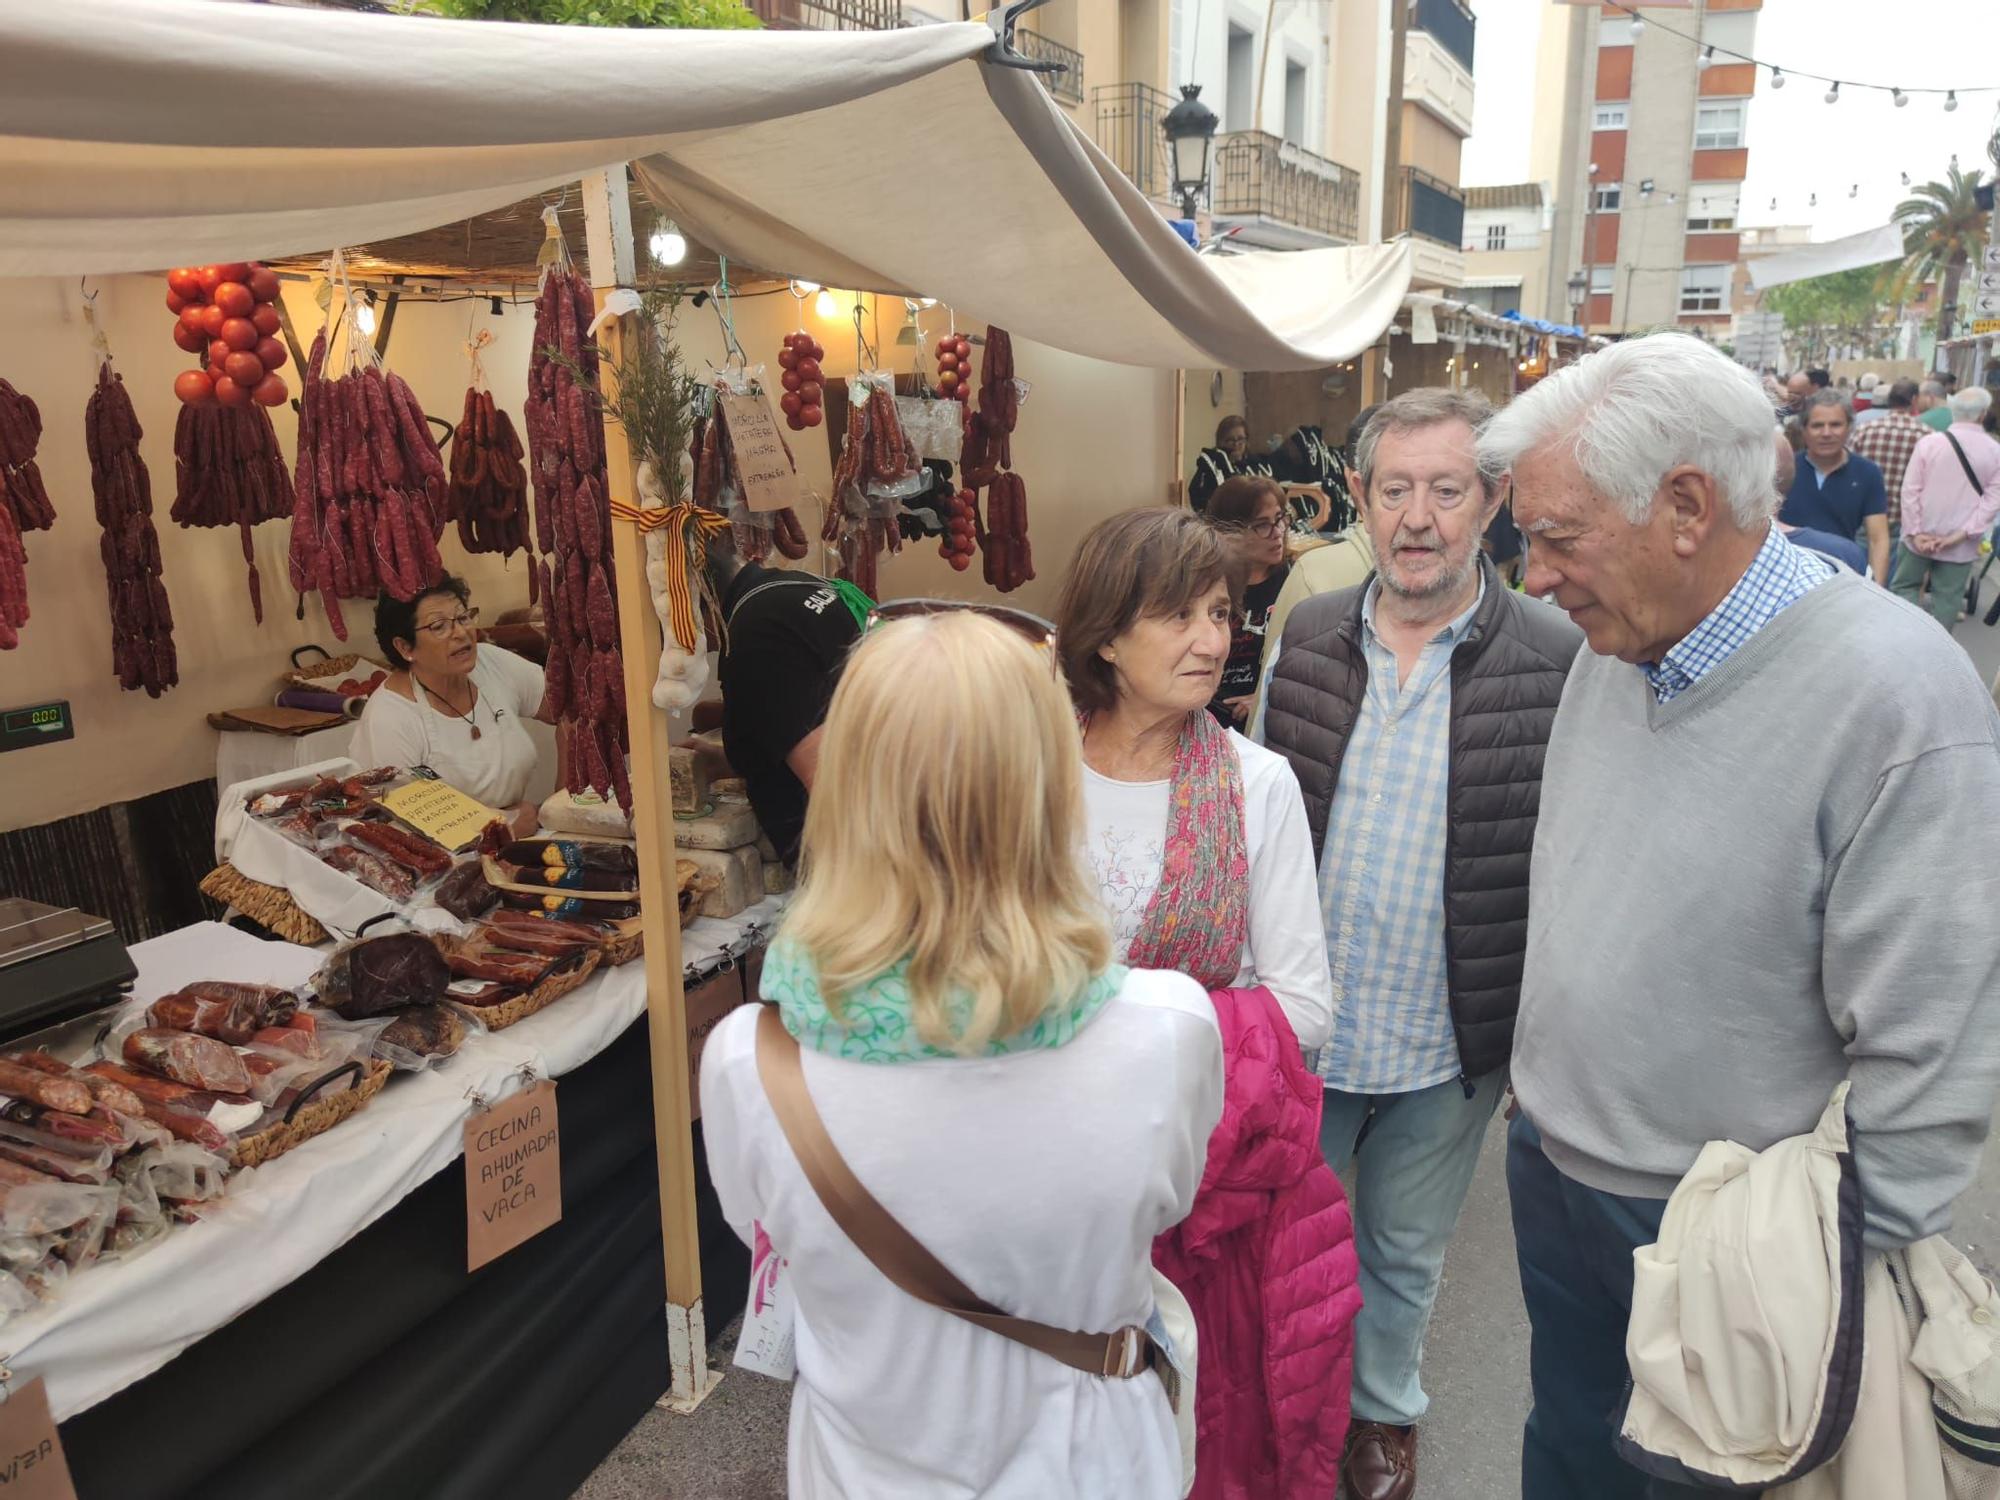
left=1481, top=333, right=2000, bottom=1500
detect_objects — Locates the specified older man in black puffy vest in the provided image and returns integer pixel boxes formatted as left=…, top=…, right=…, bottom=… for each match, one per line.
left=1256, top=388, right=1580, bottom=1500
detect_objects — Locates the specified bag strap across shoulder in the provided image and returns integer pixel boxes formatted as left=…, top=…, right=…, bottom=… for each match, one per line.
left=1943, top=431, right=1988, bottom=497
left=752, top=1004, right=1158, bottom=1381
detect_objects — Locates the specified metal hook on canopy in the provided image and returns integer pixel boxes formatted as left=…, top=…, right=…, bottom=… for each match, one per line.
left=985, top=0, right=1064, bottom=75
left=709, top=255, right=749, bottom=371
left=80, top=277, right=112, bottom=366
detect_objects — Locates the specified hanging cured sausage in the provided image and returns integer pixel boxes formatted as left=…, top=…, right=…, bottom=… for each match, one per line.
left=85, top=363, right=177, bottom=695
left=523, top=262, right=630, bottom=815
left=285, top=319, right=448, bottom=641
left=0, top=378, right=51, bottom=650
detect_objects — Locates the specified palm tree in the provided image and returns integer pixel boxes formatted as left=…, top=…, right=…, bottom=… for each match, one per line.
left=1886, top=164, right=1990, bottom=340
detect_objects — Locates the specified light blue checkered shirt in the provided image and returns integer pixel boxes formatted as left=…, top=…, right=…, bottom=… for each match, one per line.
left=1641, top=525, right=1833, bottom=704
left=1268, top=578, right=1484, bottom=1095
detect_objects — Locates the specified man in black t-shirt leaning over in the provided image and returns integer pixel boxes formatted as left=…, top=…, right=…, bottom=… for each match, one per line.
left=706, top=531, right=862, bottom=866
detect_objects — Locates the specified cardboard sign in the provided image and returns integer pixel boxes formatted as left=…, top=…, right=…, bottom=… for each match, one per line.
left=381, top=778, right=501, bottom=854
left=465, top=1081, right=562, bottom=1272
left=718, top=390, right=799, bottom=514
left=0, top=1380, right=77, bottom=1500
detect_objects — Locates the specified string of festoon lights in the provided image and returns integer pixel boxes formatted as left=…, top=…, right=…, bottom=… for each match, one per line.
left=1607, top=3, right=1997, bottom=111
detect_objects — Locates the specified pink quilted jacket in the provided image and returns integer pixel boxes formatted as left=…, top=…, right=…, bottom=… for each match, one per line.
left=1153, top=986, right=1360, bottom=1500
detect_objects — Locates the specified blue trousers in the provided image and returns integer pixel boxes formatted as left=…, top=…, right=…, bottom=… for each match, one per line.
left=1318, top=1071, right=1505, bottom=1426
left=1507, top=1115, right=1756, bottom=1500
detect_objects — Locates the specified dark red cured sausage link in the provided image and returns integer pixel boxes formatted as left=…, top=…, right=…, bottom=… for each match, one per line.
left=565, top=551, right=588, bottom=644
left=391, top=491, right=426, bottom=598
left=387, top=373, right=445, bottom=486
left=361, top=370, right=406, bottom=488
left=584, top=560, right=617, bottom=652
left=349, top=819, right=451, bottom=876
left=574, top=476, right=603, bottom=564
left=598, top=645, right=626, bottom=726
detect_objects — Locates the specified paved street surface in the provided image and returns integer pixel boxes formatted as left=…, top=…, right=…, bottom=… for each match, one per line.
left=579, top=609, right=2000, bottom=1500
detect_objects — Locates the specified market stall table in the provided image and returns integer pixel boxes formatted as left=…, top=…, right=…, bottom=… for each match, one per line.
left=26, top=907, right=774, bottom=1499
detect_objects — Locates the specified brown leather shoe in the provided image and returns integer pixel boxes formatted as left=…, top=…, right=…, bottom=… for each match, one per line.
left=1342, top=1420, right=1418, bottom=1500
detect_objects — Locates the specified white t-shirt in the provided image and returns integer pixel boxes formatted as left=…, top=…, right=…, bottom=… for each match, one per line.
left=1082, top=730, right=1333, bottom=1051
left=349, top=644, right=548, bottom=809
left=700, top=970, right=1224, bottom=1500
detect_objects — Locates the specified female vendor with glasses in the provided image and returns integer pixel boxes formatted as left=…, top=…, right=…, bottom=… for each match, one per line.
left=1202, top=474, right=1293, bottom=728
left=351, top=574, right=548, bottom=836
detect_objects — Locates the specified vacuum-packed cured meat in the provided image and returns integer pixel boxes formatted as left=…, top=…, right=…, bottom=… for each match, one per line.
left=122, top=1030, right=252, bottom=1096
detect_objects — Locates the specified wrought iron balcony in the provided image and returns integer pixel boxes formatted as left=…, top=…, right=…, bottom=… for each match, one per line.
left=1413, top=0, right=1476, bottom=73
left=745, top=0, right=902, bottom=30
left=1399, top=166, right=1466, bottom=248
left=1212, top=131, right=1362, bottom=244
left=1092, top=82, right=1178, bottom=204
left=1015, top=28, right=1084, bottom=106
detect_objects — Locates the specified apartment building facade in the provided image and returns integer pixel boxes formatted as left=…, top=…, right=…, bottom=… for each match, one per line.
left=1536, top=0, right=1761, bottom=337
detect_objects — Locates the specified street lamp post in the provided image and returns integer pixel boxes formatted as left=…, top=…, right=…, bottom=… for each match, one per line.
left=1583, top=162, right=1599, bottom=334
left=1162, top=84, right=1221, bottom=223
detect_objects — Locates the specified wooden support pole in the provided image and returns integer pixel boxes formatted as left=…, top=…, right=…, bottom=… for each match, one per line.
left=580, top=163, right=718, bottom=1415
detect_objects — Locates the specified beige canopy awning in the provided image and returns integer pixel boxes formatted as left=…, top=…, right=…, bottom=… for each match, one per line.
left=0, top=0, right=1410, bottom=371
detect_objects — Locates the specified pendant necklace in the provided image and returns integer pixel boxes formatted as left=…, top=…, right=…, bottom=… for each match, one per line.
left=418, top=673, right=481, bottom=740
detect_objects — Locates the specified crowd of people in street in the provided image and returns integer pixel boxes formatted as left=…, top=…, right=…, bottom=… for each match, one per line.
left=697, top=331, right=2000, bottom=1500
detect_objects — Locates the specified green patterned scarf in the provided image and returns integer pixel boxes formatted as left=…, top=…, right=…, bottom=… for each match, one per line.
left=760, top=935, right=1125, bottom=1063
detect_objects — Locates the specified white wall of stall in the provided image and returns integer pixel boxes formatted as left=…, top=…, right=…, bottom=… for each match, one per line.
left=0, top=273, right=1177, bottom=833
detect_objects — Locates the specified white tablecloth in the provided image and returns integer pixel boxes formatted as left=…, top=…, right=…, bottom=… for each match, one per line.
left=215, top=721, right=559, bottom=810
left=9, top=898, right=784, bottom=1421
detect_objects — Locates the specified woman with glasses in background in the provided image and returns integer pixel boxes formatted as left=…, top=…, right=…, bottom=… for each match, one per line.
left=1203, top=474, right=1294, bottom=729
left=351, top=575, right=548, bottom=836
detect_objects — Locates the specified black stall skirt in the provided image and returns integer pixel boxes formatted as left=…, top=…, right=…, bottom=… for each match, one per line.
left=60, top=1016, right=752, bottom=1500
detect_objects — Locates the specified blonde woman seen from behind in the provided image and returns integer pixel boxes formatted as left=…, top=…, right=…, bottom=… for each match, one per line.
left=699, top=612, right=1225, bottom=1500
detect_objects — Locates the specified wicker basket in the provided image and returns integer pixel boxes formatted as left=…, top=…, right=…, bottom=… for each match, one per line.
left=230, top=1057, right=394, bottom=1171
left=283, top=650, right=374, bottom=689
left=456, top=949, right=603, bottom=1031
left=599, top=920, right=644, bottom=966
left=199, top=863, right=329, bottom=947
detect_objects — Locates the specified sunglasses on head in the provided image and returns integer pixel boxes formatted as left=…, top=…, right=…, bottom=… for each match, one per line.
left=865, top=598, right=1060, bottom=669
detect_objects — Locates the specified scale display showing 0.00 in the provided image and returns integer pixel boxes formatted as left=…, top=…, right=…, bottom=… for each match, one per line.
left=0, top=701, right=74, bottom=752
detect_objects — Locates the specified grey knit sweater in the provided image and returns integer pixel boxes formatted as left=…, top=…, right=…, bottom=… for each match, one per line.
left=1513, top=572, right=2000, bottom=1248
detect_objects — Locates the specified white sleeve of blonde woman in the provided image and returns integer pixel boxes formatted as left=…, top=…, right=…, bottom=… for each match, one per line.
left=1233, top=735, right=1333, bottom=1051
left=696, top=1004, right=770, bottom=1250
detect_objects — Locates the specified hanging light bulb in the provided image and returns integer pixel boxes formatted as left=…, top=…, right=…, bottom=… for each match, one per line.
left=1628, top=14, right=1644, bottom=37
left=648, top=220, right=687, bottom=267
left=1809, top=192, right=1818, bottom=207
left=1824, top=82, right=1841, bottom=104
left=1702, top=44, right=1715, bottom=62
left=354, top=291, right=377, bottom=338
left=1849, top=184, right=1859, bottom=199
left=1892, top=87, right=1908, bottom=108
left=1770, top=66, right=1785, bottom=89
left=1950, top=152, right=1960, bottom=171
left=1901, top=171, right=1911, bottom=186
left=1946, top=91, right=1959, bottom=112
left=814, top=288, right=839, bottom=319
left=1769, top=197, right=1778, bottom=211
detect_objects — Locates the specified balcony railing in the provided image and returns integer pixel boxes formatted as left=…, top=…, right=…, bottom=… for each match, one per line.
left=745, top=0, right=901, bottom=29
left=1093, top=82, right=1178, bottom=204
left=1212, top=131, right=1362, bottom=243
left=1413, top=0, right=1476, bottom=72
left=1015, top=28, right=1084, bottom=106
left=1399, top=166, right=1466, bottom=248
left=1463, top=230, right=1543, bottom=252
